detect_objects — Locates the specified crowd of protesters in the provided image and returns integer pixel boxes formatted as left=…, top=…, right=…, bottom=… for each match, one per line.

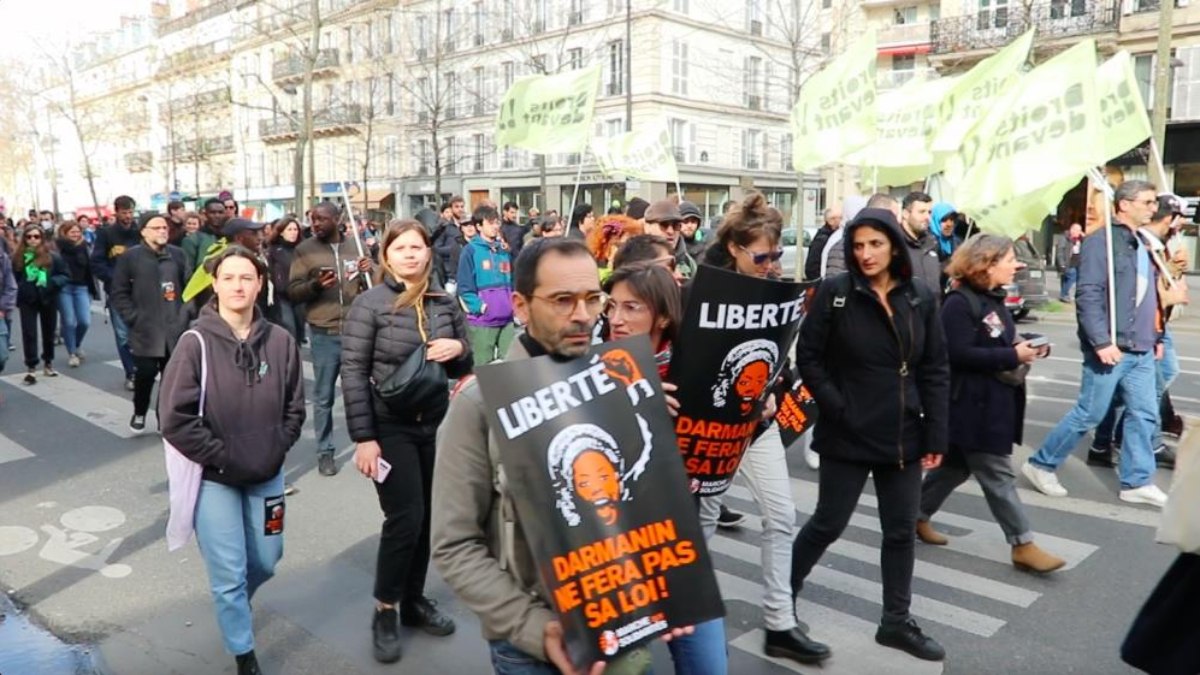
left=0, top=178, right=1191, bottom=675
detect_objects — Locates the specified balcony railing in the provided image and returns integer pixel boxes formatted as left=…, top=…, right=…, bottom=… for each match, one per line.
left=931, top=0, right=1117, bottom=55
left=161, top=136, right=235, bottom=161
left=161, top=41, right=231, bottom=72
left=160, top=0, right=235, bottom=36
left=160, top=87, right=231, bottom=116
left=124, top=151, right=153, bottom=173
left=258, top=105, right=363, bottom=142
left=272, top=48, right=340, bottom=84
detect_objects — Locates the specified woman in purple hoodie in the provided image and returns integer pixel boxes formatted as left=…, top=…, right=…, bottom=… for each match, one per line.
left=160, top=246, right=306, bottom=675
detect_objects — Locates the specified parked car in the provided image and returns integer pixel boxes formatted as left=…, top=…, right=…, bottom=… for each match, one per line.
left=1012, top=237, right=1048, bottom=320
left=779, top=227, right=818, bottom=281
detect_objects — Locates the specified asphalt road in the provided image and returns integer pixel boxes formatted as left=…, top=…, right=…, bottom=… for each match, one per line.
left=0, top=301, right=1194, bottom=675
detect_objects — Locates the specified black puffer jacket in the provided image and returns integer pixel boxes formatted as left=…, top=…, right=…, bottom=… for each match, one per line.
left=798, top=208, right=949, bottom=466
left=341, top=276, right=473, bottom=441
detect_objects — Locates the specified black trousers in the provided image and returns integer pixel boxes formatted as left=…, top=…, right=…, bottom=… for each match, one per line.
left=373, top=421, right=438, bottom=604
left=791, top=455, right=922, bottom=624
left=133, top=354, right=169, bottom=416
left=19, top=303, right=57, bottom=369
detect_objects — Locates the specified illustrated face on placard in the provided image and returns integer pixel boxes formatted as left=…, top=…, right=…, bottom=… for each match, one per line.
left=734, top=360, right=771, bottom=416
left=711, top=339, right=779, bottom=419
left=572, top=450, right=621, bottom=526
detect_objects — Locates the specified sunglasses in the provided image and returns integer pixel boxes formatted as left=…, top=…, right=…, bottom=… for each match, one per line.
left=739, top=246, right=783, bottom=265
left=24, top=234, right=42, bottom=240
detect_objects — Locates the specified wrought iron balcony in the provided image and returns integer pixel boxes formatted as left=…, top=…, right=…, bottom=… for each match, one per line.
left=161, top=136, right=235, bottom=161
left=930, top=0, right=1118, bottom=55
left=258, top=105, right=363, bottom=143
left=272, top=48, right=340, bottom=85
left=159, top=87, right=231, bottom=116
left=161, top=41, right=231, bottom=73
left=124, top=151, right=153, bottom=173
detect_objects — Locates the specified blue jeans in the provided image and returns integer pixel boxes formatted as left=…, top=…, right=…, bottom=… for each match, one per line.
left=1094, top=329, right=1177, bottom=452
left=667, top=617, right=728, bottom=675
left=1030, top=349, right=1158, bottom=489
left=0, top=318, right=9, bottom=372
left=1060, top=266, right=1078, bottom=301
left=107, top=305, right=135, bottom=378
left=309, top=330, right=341, bottom=455
left=194, top=472, right=285, bottom=656
left=487, top=640, right=653, bottom=675
left=58, top=284, right=91, bottom=355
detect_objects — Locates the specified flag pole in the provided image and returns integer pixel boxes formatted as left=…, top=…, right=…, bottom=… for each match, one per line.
left=1087, top=168, right=1117, bottom=344
left=566, top=155, right=585, bottom=236
left=1148, top=138, right=1169, bottom=191
left=339, top=181, right=373, bottom=289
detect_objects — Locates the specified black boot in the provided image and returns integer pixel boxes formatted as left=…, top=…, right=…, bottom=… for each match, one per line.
left=400, top=597, right=456, bottom=636
left=763, top=627, right=831, bottom=664
left=875, top=618, right=945, bottom=661
left=235, top=650, right=261, bottom=675
left=372, top=606, right=402, bottom=663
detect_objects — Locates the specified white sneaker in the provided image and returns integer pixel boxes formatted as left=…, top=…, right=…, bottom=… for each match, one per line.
left=68, top=354, right=81, bottom=368
left=804, top=447, right=820, bottom=470
left=1119, top=484, right=1168, bottom=508
left=1022, top=462, right=1068, bottom=497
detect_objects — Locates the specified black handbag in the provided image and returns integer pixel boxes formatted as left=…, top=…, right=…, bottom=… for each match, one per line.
left=374, top=299, right=449, bottom=420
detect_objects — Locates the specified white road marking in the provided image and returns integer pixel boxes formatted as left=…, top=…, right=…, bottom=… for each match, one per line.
left=0, top=371, right=141, bottom=439
left=0, top=432, right=36, bottom=466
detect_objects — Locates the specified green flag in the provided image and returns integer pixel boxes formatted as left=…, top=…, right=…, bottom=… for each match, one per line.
left=849, top=74, right=958, bottom=186
left=591, top=119, right=680, bottom=183
left=968, top=176, right=1080, bottom=239
left=931, top=30, right=1033, bottom=154
left=790, top=30, right=877, bottom=173
left=182, top=238, right=229, bottom=302
left=953, top=40, right=1102, bottom=224
left=1097, top=51, right=1153, bottom=163
left=495, top=65, right=602, bottom=154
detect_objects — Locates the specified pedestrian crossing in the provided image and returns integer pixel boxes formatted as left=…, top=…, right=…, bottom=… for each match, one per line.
left=0, top=350, right=1161, bottom=674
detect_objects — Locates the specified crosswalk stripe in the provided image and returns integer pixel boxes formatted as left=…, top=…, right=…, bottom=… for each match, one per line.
left=716, top=571, right=944, bottom=674
left=709, top=533, right=1005, bottom=638
left=719, top=511, right=1040, bottom=608
left=0, top=372, right=140, bottom=439
left=0, top=432, right=35, bottom=466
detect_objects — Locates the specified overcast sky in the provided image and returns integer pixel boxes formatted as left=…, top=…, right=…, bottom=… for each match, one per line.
left=0, top=0, right=153, bottom=59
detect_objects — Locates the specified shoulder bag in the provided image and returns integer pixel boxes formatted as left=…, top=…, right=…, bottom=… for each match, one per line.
left=374, top=298, right=449, bottom=420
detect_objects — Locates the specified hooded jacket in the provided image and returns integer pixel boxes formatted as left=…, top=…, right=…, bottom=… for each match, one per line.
left=805, top=224, right=836, bottom=280
left=928, top=203, right=960, bottom=261
left=160, top=304, right=306, bottom=487
left=797, top=208, right=949, bottom=466
left=341, top=277, right=473, bottom=439
left=456, top=235, right=514, bottom=328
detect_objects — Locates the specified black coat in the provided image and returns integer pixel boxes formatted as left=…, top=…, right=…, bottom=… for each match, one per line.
left=267, top=241, right=297, bottom=305
left=804, top=224, right=835, bottom=281
left=110, top=244, right=189, bottom=359
left=797, top=209, right=949, bottom=466
left=1122, top=553, right=1200, bottom=675
left=341, top=276, right=473, bottom=441
left=942, top=287, right=1025, bottom=455
left=15, top=251, right=68, bottom=309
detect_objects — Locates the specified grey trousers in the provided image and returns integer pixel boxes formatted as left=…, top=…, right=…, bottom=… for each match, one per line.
left=919, top=452, right=1034, bottom=546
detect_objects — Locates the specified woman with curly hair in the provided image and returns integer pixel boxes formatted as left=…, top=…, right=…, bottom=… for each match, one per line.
left=586, top=214, right=643, bottom=280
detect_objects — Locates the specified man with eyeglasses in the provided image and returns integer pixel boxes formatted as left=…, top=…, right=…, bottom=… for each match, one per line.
left=457, top=205, right=516, bottom=366
left=110, top=213, right=189, bottom=433
left=1024, top=180, right=1169, bottom=507
left=434, top=237, right=665, bottom=675
left=644, top=200, right=698, bottom=280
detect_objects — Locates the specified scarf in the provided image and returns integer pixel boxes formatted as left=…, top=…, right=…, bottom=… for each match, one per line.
left=23, top=251, right=47, bottom=288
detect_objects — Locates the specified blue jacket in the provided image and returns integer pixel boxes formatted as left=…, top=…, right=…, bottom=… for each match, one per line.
left=0, top=248, right=16, bottom=314
left=456, top=236, right=514, bottom=328
left=1076, top=224, right=1160, bottom=353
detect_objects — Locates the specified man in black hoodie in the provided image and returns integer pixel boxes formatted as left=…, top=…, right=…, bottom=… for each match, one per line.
left=91, top=195, right=142, bottom=389
left=499, top=201, right=526, bottom=259
left=111, top=213, right=189, bottom=432
left=803, top=205, right=843, bottom=281
left=899, top=192, right=941, bottom=298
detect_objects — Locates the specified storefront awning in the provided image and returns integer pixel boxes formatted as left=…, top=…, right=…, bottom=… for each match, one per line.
left=879, top=44, right=932, bottom=57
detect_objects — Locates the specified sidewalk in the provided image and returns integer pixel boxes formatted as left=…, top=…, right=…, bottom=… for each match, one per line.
left=1036, top=271, right=1200, bottom=334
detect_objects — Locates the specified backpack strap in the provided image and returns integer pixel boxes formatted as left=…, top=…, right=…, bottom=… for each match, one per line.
left=947, top=284, right=985, bottom=326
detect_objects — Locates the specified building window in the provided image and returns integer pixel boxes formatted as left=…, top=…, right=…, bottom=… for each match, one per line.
left=780, top=133, right=793, bottom=171
left=503, top=61, right=515, bottom=88
left=671, top=41, right=689, bottom=95
left=744, top=56, right=763, bottom=109
left=669, top=118, right=688, bottom=162
left=416, top=15, right=429, bottom=53
left=821, top=32, right=831, bottom=53
left=746, top=0, right=764, bottom=35
left=445, top=137, right=457, bottom=173
left=929, top=4, right=941, bottom=21
left=742, top=129, right=762, bottom=169
left=569, top=0, right=586, bottom=24
left=568, top=47, right=584, bottom=70
left=894, top=5, right=918, bottom=24
left=977, top=0, right=1009, bottom=29
left=607, top=41, right=625, bottom=96
left=605, top=117, right=625, bottom=137
left=1173, top=46, right=1198, bottom=120
left=674, top=0, right=689, bottom=12
left=822, top=0, right=832, bottom=8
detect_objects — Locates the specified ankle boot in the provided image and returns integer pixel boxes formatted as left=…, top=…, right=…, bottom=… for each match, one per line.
left=1012, top=542, right=1066, bottom=573
left=915, top=520, right=948, bottom=545
left=235, top=650, right=261, bottom=675
left=373, top=606, right=402, bottom=663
